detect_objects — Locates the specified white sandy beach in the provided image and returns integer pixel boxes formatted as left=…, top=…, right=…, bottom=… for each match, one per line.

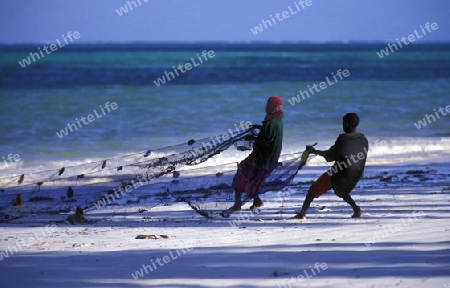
left=0, top=163, right=449, bottom=288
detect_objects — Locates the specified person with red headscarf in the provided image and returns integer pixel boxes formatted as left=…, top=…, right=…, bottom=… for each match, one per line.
left=221, top=95, right=284, bottom=217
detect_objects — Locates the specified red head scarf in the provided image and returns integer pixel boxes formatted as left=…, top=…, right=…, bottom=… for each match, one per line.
left=265, top=95, right=283, bottom=121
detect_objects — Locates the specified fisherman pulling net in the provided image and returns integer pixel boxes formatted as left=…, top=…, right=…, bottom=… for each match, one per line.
left=0, top=96, right=316, bottom=222
left=0, top=135, right=315, bottom=222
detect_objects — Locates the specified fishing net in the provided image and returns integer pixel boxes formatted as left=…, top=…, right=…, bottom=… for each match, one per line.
left=0, top=126, right=313, bottom=221
left=161, top=153, right=311, bottom=218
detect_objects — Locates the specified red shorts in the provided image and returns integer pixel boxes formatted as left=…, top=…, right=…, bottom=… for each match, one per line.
left=308, top=171, right=332, bottom=198
left=232, top=158, right=273, bottom=197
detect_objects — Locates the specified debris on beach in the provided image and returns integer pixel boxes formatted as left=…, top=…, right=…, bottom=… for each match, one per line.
left=72, top=243, right=95, bottom=248
left=14, top=194, right=22, bottom=206
left=135, top=234, right=169, bottom=239
left=66, top=206, right=92, bottom=225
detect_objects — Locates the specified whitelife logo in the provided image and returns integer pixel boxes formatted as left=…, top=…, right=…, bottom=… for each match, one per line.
left=250, top=0, right=313, bottom=35
left=18, top=31, right=81, bottom=68
left=153, top=50, right=215, bottom=87
left=56, top=102, right=118, bottom=139
left=376, top=22, right=439, bottom=59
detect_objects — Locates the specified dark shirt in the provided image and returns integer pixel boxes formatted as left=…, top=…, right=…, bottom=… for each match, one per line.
left=323, top=133, right=369, bottom=196
left=248, top=117, right=284, bottom=170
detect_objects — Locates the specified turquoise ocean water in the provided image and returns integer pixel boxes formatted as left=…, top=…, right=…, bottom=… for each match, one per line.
left=0, top=43, right=449, bottom=172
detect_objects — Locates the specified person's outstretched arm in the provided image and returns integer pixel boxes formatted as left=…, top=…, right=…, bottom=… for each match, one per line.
left=306, top=144, right=337, bottom=162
